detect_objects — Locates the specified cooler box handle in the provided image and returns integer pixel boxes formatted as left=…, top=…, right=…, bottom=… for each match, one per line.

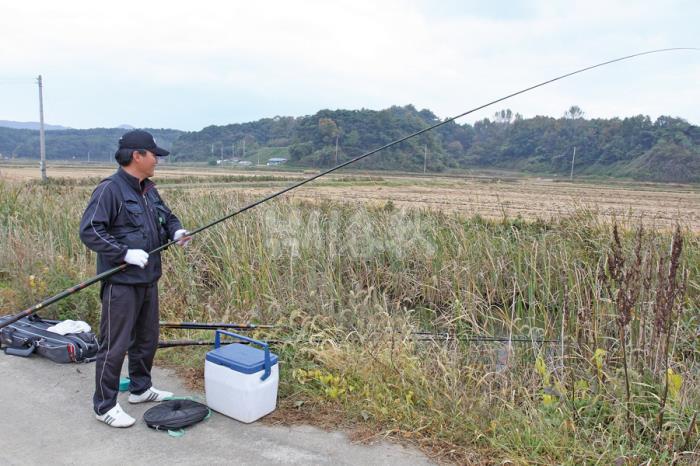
left=215, top=330, right=272, bottom=381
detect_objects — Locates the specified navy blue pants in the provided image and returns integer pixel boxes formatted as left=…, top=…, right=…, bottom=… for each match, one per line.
left=93, top=282, right=159, bottom=415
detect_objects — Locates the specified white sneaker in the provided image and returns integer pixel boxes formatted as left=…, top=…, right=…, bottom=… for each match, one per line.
left=95, top=403, right=136, bottom=428
left=128, top=386, right=173, bottom=404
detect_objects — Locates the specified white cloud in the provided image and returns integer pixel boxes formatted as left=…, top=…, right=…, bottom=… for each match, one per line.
left=0, top=0, right=697, bottom=129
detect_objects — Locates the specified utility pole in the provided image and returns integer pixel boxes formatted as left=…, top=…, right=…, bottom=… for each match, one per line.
left=87, top=151, right=90, bottom=163
left=211, top=143, right=214, bottom=156
left=220, top=143, right=223, bottom=158
left=335, top=133, right=339, bottom=165
left=569, top=146, right=576, bottom=181
left=37, top=75, right=47, bottom=182
left=423, top=144, right=428, bottom=174
left=243, top=139, right=246, bottom=160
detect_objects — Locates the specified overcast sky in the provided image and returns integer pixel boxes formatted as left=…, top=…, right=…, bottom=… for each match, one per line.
left=1, top=0, right=698, bottom=131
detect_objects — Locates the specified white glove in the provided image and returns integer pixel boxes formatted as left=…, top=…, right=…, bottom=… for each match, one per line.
left=124, top=249, right=149, bottom=268
left=173, top=229, right=192, bottom=247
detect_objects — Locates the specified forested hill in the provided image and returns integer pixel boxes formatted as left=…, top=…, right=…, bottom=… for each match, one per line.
left=1, top=106, right=698, bottom=182
left=0, top=127, right=182, bottom=162
left=171, top=106, right=699, bottom=182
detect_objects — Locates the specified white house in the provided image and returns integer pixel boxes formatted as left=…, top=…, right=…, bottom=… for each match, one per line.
left=266, top=157, right=287, bottom=166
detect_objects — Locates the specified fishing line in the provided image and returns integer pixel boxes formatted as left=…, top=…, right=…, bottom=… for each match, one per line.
left=2, top=47, right=697, bottom=329
left=0, top=78, right=35, bottom=84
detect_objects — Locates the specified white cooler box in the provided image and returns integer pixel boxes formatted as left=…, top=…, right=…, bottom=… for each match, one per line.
left=205, top=330, right=279, bottom=423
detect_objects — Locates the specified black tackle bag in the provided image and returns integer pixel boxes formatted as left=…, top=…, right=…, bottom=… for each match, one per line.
left=0, top=314, right=99, bottom=363
left=143, top=399, right=210, bottom=431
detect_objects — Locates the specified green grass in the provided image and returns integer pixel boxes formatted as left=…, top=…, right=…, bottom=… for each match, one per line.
left=0, top=177, right=698, bottom=464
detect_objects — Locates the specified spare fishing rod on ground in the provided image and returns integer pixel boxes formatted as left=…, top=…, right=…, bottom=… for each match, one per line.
left=158, top=339, right=284, bottom=348
left=159, top=321, right=560, bottom=344
left=159, top=321, right=275, bottom=331
left=1, top=47, right=697, bottom=331
left=158, top=334, right=560, bottom=348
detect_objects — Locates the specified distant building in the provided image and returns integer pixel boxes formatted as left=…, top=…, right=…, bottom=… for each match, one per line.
left=216, top=158, right=241, bottom=165
left=238, top=160, right=252, bottom=166
left=266, top=157, right=287, bottom=166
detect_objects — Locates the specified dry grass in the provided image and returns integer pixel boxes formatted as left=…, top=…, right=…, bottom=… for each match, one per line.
left=1, top=168, right=698, bottom=464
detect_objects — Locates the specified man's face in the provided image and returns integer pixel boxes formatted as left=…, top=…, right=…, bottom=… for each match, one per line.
left=132, top=150, right=158, bottom=179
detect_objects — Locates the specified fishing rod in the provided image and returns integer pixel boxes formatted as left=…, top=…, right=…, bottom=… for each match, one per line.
left=1, top=47, right=697, bottom=331
left=158, top=339, right=284, bottom=348
left=158, top=334, right=559, bottom=348
left=159, top=340, right=214, bottom=348
left=159, top=322, right=559, bottom=344
left=413, top=333, right=559, bottom=343
left=159, top=321, right=275, bottom=331
left=160, top=321, right=556, bottom=342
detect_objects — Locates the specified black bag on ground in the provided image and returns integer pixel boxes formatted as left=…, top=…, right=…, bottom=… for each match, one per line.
left=143, top=400, right=210, bottom=431
left=0, top=314, right=98, bottom=363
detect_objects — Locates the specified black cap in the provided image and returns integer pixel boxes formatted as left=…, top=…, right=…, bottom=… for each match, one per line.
left=118, top=130, right=170, bottom=156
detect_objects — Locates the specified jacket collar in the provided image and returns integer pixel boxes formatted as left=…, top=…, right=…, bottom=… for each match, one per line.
left=116, top=166, right=154, bottom=194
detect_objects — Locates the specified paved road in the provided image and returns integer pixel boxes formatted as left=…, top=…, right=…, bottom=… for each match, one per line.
left=0, top=354, right=432, bottom=465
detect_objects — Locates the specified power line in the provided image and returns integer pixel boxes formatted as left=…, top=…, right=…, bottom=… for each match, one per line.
left=0, top=77, right=35, bottom=84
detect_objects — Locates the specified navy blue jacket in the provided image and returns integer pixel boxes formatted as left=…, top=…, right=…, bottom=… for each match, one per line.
left=79, top=167, right=183, bottom=285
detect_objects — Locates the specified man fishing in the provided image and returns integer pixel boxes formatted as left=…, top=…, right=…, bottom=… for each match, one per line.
left=79, top=130, right=191, bottom=427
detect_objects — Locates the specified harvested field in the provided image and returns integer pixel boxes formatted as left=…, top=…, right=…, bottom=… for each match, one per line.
left=240, top=179, right=700, bottom=231
left=3, top=163, right=698, bottom=231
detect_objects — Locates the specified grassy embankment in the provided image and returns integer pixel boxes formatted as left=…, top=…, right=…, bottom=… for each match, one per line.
left=0, top=178, right=698, bottom=464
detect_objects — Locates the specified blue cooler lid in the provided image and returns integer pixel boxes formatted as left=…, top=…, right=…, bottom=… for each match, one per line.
left=206, top=343, right=278, bottom=374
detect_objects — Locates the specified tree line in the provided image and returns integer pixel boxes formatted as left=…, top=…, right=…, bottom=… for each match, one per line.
left=0, top=127, right=182, bottom=162
left=1, top=105, right=697, bottom=182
